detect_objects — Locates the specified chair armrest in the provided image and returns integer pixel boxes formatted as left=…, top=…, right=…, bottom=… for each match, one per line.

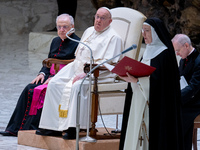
left=42, top=58, right=74, bottom=68
left=83, top=63, right=116, bottom=74
left=83, top=64, right=108, bottom=74
left=42, top=58, right=74, bottom=74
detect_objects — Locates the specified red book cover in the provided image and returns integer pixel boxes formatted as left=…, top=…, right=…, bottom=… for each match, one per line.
left=110, top=56, right=156, bottom=77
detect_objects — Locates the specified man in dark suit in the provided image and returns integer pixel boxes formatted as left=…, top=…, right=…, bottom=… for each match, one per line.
left=172, top=34, right=200, bottom=150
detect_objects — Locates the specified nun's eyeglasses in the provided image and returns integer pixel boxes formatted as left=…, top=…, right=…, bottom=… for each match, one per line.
left=142, top=29, right=150, bottom=33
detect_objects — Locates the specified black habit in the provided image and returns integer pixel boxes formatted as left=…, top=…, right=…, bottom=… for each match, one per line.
left=179, top=49, right=200, bottom=150
left=119, top=18, right=184, bottom=150
left=5, top=33, right=80, bottom=136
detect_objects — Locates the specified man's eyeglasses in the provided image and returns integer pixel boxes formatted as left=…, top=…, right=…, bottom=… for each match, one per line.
left=95, top=15, right=109, bottom=21
left=175, top=43, right=186, bottom=53
left=56, top=25, right=71, bottom=30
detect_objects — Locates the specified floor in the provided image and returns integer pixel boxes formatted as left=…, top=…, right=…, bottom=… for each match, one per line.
left=0, top=33, right=199, bottom=150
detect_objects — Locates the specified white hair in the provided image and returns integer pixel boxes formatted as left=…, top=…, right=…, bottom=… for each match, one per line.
left=56, top=13, right=74, bottom=25
left=172, top=34, right=192, bottom=46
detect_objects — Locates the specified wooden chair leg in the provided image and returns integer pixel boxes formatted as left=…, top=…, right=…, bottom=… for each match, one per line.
left=90, top=70, right=99, bottom=136
left=90, top=93, right=98, bottom=136
left=193, top=128, right=197, bottom=150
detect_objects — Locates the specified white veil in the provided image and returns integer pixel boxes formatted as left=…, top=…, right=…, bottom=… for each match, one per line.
left=142, top=22, right=167, bottom=61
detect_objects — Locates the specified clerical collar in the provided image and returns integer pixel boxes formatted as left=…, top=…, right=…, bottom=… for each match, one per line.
left=188, top=48, right=195, bottom=56
left=97, top=25, right=110, bottom=34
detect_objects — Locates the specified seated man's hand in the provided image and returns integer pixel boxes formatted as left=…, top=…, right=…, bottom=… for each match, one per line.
left=31, top=74, right=45, bottom=84
left=72, top=73, right=87, bottom=84
left=43, top=77, right=52, bottom=85
left=119, top=72, right=138, bottom=83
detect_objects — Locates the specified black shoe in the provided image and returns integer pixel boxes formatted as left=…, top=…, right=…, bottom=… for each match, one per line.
left=63, top=127, right=76, bottom=140
left=63, top=132, right=76, bottom=139
left=36, top=129, right=62, bottom=136
left=0, top=131, right=16, bottom=136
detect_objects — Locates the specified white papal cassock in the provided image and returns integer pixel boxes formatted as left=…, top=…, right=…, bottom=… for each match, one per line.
left=39, top=26, right=124, bottom=131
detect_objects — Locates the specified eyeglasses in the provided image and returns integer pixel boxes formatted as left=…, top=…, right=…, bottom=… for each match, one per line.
left=142, top=29, right=151, bottom=34
left=56, top=25, right=71, bottom=30
left=95, top=15, right=109, bottom=21
left=175, top=43, right=186, bottom=53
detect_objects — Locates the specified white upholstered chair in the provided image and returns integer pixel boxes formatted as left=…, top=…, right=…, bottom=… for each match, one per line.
left=89, top=7, right=146, bottom=136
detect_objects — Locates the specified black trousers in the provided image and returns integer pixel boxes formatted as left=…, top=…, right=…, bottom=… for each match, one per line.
left=5, top=80, right=47, bottom=135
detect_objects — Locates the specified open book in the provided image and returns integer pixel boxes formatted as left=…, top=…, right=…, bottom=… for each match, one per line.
left=104, top=56, right=156, bottom=77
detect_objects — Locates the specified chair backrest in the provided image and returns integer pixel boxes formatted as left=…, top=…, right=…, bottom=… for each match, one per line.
left=110, top=7, right=146, bottom=60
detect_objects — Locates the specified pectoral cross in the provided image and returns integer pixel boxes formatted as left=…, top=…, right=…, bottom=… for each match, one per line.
left=139, top=136, right=144, bottom=146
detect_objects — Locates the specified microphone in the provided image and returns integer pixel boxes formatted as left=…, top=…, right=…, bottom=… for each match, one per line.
left=66, top=27, right=96, bottom=147
left=76, top=44, right=137, bottom=146
left=66, top=28, right=75, bottom=36
left=66, top=28, right=94, bottom=64
left=121, top=44, right=137, bottom=54
left=67, top=27, right=137, bottom=148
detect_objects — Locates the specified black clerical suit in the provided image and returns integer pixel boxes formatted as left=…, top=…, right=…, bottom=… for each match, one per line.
left=5, top=33, right=80, bottom=136
left=179, top=49, right=200, bottom=150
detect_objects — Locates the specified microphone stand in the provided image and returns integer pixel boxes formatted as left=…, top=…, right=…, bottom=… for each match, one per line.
left=66, top=31, right=96, bottom=150
left=67, top=29, right=137, bottom=150
left=75, top=44, right=137, bottom=144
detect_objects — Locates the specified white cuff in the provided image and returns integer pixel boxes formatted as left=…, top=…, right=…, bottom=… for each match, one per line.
left=38, top=72, right=45, bottom=76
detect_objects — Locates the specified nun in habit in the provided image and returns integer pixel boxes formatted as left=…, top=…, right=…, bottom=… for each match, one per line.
left=119, top=18, right=184, bottom=150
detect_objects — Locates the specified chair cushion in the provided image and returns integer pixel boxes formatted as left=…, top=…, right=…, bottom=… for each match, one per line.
left=92, top=81, right=128, bottom=92
left=98, top=91, right=126, bottom=115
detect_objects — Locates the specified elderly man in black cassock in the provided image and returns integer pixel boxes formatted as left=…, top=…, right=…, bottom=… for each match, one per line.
left=0, top=13, right=80, bottom=136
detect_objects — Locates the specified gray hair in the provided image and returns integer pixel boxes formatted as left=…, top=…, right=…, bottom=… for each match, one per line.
left=56, top=13, right=74, bottom=25
left=172, top=34, right=192, bottom=46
